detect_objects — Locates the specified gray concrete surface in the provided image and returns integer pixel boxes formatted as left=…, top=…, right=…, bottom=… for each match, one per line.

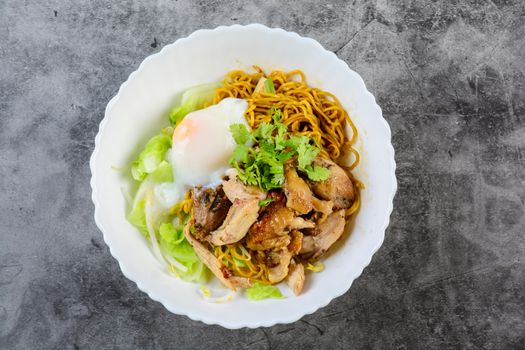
left=1, top=0, right=524, bottom=349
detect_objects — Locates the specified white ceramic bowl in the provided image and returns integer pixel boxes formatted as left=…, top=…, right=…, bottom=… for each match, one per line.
left=90, top=24, right=396, bottom=329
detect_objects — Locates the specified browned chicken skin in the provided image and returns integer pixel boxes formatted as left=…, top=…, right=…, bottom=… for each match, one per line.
left=193, top=186, right=232, bottom=239
left=300, top=209, right=346, bottom=259
left=206, top=171, right=265, bottom=245
left=186, top=159, right=355, bottom=295
left=208, top=198, right=260, bottom=245
left=284, top=163, right=313, bottom=214
left=288, top=230, right=303, bottom=254
left=309, top=157, right=355, bottom=210
left=246, top=192, right=308, bottom=251
left=311, top=197, right=333, bottom=216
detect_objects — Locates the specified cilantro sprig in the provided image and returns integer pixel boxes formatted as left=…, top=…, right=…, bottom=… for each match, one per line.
left=229, top=108, right=330, bottom=191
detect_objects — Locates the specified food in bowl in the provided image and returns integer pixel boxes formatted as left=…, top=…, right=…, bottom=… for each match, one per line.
left=127, top=67, right=363, bottom=300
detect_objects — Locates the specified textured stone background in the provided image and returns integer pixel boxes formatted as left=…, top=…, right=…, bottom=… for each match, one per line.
left=1, top=0, right=524, bottom=349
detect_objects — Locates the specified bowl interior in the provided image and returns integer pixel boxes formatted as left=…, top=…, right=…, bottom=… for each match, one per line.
left=91, top=25, right=395, bottom=328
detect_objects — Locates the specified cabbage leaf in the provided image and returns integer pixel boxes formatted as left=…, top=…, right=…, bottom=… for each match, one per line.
left=131, top=132, right=172, bottom=182
left=245, top=282, right=284, bottom=301
left=169, top=83, right=221, bottom=126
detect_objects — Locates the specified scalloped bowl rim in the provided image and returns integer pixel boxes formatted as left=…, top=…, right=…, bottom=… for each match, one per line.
left=90, top=23, right=397, bottom=329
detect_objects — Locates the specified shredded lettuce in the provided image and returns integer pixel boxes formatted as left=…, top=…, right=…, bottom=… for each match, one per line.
left=149, top=160, right=173, bottom=183
left=169, top=83, right=221, bottom=126
left=131, top=132, right=172, bottom=182
left=246, top=282, right=284, bottom=301
left=127, top=166, right=170, bottom=238
left=127, top=198, right=148, bottom=238
left=159, top=222, right=208, bottom=282
left=306, top=261, right=325, bottom=273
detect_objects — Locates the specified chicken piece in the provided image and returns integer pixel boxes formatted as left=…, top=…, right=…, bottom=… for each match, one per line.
left=183, top=220, right=235, bottom=290
left=229, top=276, right=252, bottom=289
left=222, top=169, right=267, bottom=202
left=286, top=262, right=305, bottom=295
left=300, top=209, right=346, bottom=259
left=246, top=192, right=294, bottom=250
left=309, top=157, right=355, bottom=210
left=284, top=163, right=313, bottom=214
left=193, top=186, right=232, bottom=238
left=300, top=236, right=315, bottom=254
left=208, top=199, right=260, bottom=246
left=268, top=248, right=293, bottom=284
left=288, top=230, right=303, bottom=254
left=252, top=236, right=292, bottom=252
left=312, top=197, right=333, bottom=216
left=289, top=217, right=315, bottom=230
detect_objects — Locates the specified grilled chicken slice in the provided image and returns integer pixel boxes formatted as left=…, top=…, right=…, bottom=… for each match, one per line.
left=300, top=236, right=315, bottom=254
left=284, top=163, right=313, bottom=214
left=222, top=169, right=267, bottom=202
left=229, top=276, right=252, bottom=289
left=268, top=248, right=293, bottom=284
left=246, top=192, right=301, bottom=251
left=309, top=157, right=354, bottom=210
left=289, top=217, right=315, bottom=230
left=208, top=198, right=260, bottom=245
left=312, top=197, right=333, bottom=216
left=288, top=230, right=303, bottom=254
left=300, top=209, right=346, bottom=259
left=193, top=186, right=232, bottom=238
left=183, top=220, right=235, bottom=290
left=286, top=262, right=305, bottom=295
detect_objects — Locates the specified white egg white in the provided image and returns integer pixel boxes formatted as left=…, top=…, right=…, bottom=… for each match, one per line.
left=153, top=98, right=249, bottom=209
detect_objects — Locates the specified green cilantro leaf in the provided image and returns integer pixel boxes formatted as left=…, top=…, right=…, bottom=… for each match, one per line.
left=258, top=198, right=274, bottom=207
left=271, top=107, right=281, bottom=122
left=254, top=122, right=274, bottom=140
left=230, top=144, right=250, bottom=163
left=297, top=140, right=320, bottom=170
left=304, top=165, right=331, bottom=181
left=228, top=107, right=330, bottom=191
left=229, top=124, right=252, bottom=145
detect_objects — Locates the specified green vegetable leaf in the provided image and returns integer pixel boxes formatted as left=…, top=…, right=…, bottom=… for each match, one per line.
left=159, top=222, right=208, bottom=282
left=231, top=144, right=250, bottom=163
left=304, top=165, right=331, bottom=181
left=169, top=83, right=221, bottom=126
left=149, top=161, right=173, bottom=183
left=264, top=78, right=276, bottom=94
left=229, top=107, right=330, bottom=191
left=258, top=198, right=273, bottom=207
left=131, top=133, right=172, bottom=182
left=271, top=107, right=281, bottom=123
left=297, top=141, right=320, bottom=170
left=159, top=222, right=199, bottom=263
left=229, top=124, right=252, bottom=145
left=274, top=123, right=287, bottom=150
left=169, top=105, right=190, bottom=126
left=246, top=282, right=284, bottom=301
left=159, top=222, right=185, bottom=245
left=254, top=122, right=274, bottom=140
left=127, top=199, right=148, bottom=238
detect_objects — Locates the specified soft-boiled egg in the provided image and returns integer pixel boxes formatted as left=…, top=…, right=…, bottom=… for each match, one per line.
left=171, top=97, right=249, bottom=187
left=153, top=98, right=249, bottom=209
